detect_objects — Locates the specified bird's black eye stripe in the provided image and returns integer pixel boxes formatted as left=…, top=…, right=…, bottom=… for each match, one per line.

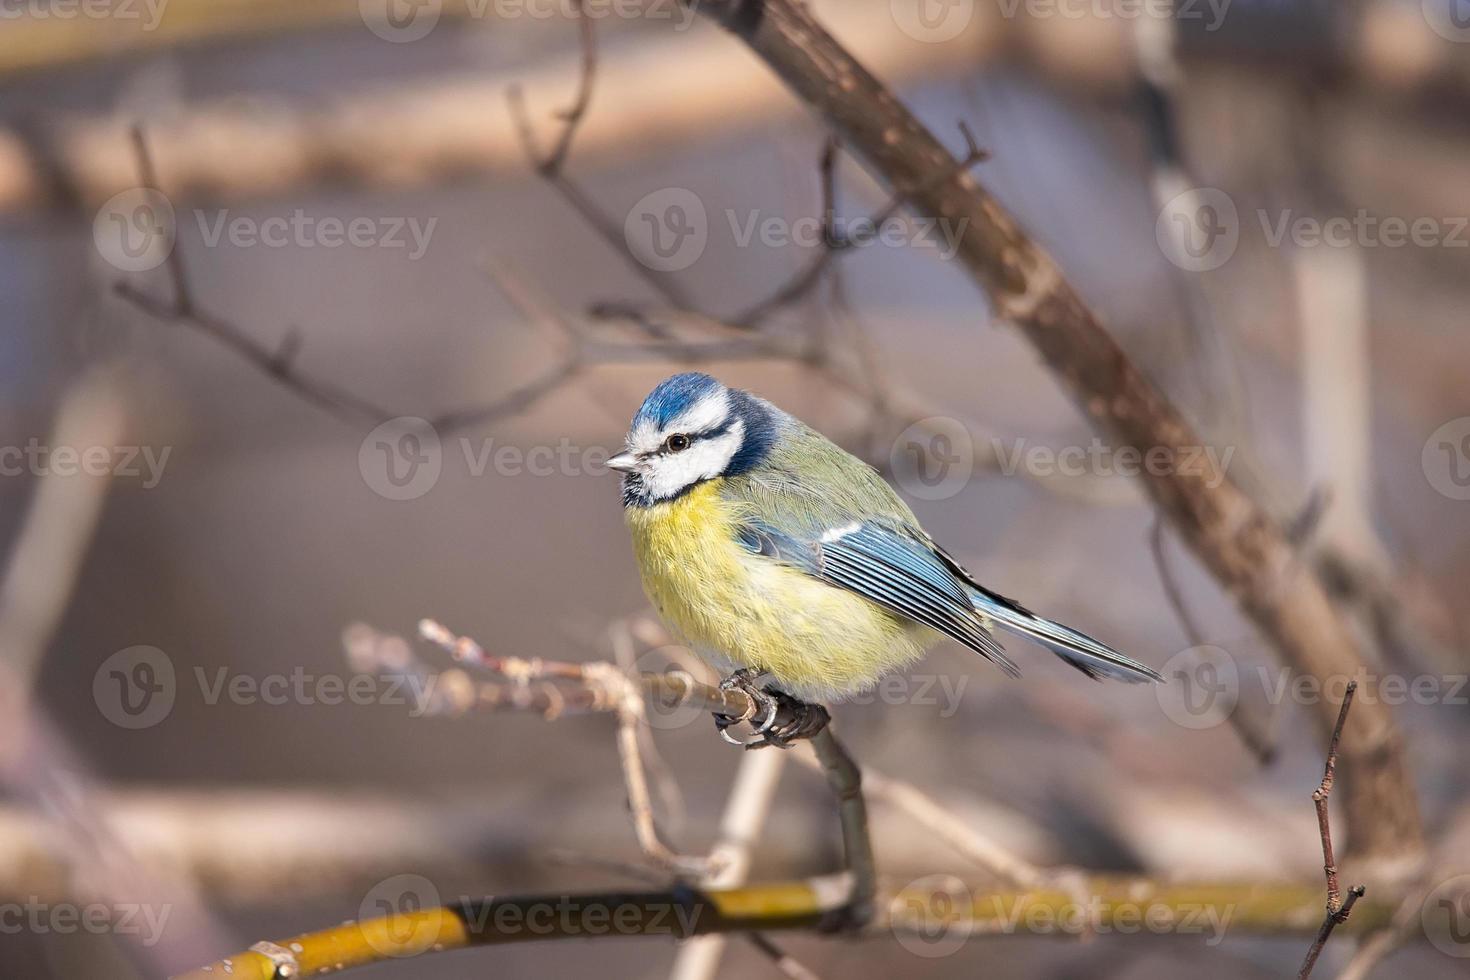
left=661, top=416, right=733, bottom=454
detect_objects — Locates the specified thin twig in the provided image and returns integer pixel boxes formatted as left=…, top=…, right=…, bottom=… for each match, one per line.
left=115, top=130, right=805, bottom=437
left=1148, top=517, right=1278, bottom=764
left=386, top=620, right=873, bottom=926
left=1297, top=680, right=1366, bottom=979
left=725, top=123, right=988, bottom=329
left=808, top=728, right=875, bottom=928
left=848, top=761, right=1048, bottom=891
left=129, top=125, right=194, bottom=316
left=505, top=8, right=696, bottom=312
left=1298, top=885, right=1365, bottom=980
left=743, top=931, right=823, bottom=980
left=601, top=660, right=718, bottom=877
left=541, top=0, right=598, bottom=178
left=670, top=749, right=788, bottom=980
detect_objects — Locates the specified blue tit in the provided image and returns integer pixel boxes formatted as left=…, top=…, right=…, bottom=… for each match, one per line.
left=607, top=372, right=1161, bottom=742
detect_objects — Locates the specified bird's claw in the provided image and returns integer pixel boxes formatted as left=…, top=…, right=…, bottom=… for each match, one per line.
left=713, top=670, right=829, bottom=749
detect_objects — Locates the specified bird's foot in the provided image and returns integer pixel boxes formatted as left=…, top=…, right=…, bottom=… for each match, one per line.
left=713, top=668, right=776, bottom=746
left=713, top=669, right=829, bottom=750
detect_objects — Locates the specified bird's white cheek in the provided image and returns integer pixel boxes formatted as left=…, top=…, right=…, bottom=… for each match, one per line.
left=643, top=430, right=742, bottom=500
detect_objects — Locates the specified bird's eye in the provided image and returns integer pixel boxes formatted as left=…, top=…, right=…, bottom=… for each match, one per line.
left=665, top=433, right=691, bottom=453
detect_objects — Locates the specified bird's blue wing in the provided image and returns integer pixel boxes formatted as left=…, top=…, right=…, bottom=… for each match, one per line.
left=736, top=518, right=1020, bottom=677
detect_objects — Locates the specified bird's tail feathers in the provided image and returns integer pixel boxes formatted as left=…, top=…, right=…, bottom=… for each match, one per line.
left=971, top=593, right=1162, bottom=684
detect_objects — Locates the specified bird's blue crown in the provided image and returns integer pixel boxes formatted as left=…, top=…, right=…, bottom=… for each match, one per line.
left=631, top=372, right=724, bottom=430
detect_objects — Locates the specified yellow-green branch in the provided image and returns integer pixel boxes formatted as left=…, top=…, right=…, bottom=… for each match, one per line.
left=173, top=876, right=1406, bottom=979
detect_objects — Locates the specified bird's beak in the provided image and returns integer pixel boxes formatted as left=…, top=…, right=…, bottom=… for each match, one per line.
left=605, top=451, right=639, bottom=473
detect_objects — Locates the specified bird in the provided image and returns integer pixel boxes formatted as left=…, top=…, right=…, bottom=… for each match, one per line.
left=606, top=372, right=1161, bottom=747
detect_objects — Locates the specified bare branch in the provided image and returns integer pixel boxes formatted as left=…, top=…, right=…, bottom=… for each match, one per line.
left=1297, top=681, right=1367, bottom=979
left=505, top=10, right=696, bottom=313
left=691, top=0, right=1423, bottom=864
left=1149, top=518, right=1278, bottom=764
left=725, top=123, right=988, bottom=329
left=172, top=874, right=1403, bottom=980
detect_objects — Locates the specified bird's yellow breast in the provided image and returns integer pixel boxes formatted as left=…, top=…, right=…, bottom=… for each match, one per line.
left=625, top=480, right=932, bottom=702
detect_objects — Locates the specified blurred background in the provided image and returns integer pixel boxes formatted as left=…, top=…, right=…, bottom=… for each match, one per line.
left=1, top=0, right=1468, bottom=977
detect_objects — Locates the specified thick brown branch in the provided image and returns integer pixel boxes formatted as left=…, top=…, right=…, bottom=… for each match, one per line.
left=692, top=0, right=1423, bottom=865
